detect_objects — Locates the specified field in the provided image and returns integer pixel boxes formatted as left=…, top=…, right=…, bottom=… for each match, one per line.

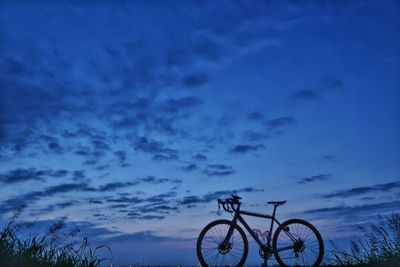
left=1, top=210, right=399, bottom=267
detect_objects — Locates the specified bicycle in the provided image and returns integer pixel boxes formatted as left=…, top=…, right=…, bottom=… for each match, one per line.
left=196, top=195, right=324, bottom=267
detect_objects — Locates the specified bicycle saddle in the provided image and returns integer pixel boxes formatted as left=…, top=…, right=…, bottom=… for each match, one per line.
left=267, top=200, right=287, bottom=206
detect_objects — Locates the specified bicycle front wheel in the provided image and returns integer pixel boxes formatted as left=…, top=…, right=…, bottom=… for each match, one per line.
left=273, top=219, right=324, bottom=267
left=197, top=219, right=248, bottom=267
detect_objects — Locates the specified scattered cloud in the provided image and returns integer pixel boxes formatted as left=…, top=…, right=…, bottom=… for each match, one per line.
left=321, top=181, right=400, bottom=198
left=192, top=154, right=207, bottom=161
left=242, top=130, right=269, bottom=142
left=290, top=89, right=320, bottom=101
left=73, top=170, right=85, bottom=180
left=103, top=191, right=179, bottom=220
left=182, top=72, right=208, bottom=88
left=103, top=230, right=185, bottom=244
left=304, top=201, right=400, bottom=217
left=160, top=97, right=203, bottom=113
left=298, top=174, right=331, bottom=184
left=289, top=79, right=344, bottom=103
left=182, top=164, right=197, bottom=172
left=1, top=182, right=88, bottom=213
left=93, top=182, right=136, bottom=192
left=265, top=116, right=296, bottom=130
left=180, top=187, right=264, bottom=206
left=0, top=168, right=69, bottom=184
left=230, top=144, right=265, bottom=154
left=320, top=155, right=338, bottom=162
left=1, top=174, right=182, bottom=215
left=133, top=137, right=179, bottom=161
left=38, top=200, right=80, bottom=214
left=202, top=164, right=235, bottom=177
left=247, top=111, right=264, bottom=121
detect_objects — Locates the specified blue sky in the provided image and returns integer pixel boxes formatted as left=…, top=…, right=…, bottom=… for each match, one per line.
left=0, top=0, right=399, bottom=265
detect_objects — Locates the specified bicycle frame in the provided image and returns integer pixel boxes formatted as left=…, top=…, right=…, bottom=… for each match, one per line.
left=223, top=203, right=297, bottom=253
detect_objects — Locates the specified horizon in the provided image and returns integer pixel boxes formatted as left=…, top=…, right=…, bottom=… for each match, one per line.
left=0, top=1, right=399, bottom=266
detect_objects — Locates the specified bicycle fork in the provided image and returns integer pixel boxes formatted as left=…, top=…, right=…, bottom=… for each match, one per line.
left=222, top=214, right=238, bottom=248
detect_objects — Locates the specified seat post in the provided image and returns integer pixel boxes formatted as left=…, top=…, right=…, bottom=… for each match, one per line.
left=272, top=205, right=277, bottom=219
left=268, top=204, right=278, bottom=246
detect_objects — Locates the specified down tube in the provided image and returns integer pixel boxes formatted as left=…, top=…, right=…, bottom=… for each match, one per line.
left=237, top=215, right=265, bottom=248
left=222, top=214, right=239, bottom=245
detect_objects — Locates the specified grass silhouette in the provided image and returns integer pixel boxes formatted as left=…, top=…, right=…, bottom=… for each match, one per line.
left=328, top=213, right=400, bottom=267
left=0, top=207, right=112, bottom=267
left=1, top=208, right=399, bottom=266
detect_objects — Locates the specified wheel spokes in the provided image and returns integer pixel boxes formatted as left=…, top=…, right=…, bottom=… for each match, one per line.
left=201, top=223, right=245, bottom=266
left=275, top=222, right=322, bottom=266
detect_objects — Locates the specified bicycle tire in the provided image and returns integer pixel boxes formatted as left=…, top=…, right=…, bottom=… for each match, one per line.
left=197, top=219, right=248, bottom=267
left=272, top=219, right=324, bottom=267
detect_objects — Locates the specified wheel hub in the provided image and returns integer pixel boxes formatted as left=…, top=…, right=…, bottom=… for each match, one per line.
left=293, top=239, right=304, bottom=253
left=218, top=242, right=232, bottom=254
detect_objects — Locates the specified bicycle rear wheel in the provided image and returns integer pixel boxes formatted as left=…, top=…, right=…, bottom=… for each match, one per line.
left=272, top=219, right=324, bottom=267
left=197, top=219, right=248, bottom=267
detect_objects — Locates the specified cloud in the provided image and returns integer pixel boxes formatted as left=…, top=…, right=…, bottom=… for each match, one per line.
left=138, top=176, right=181, bottom=185
left=165, top=46, right=192, bottom=68
left=1, top=182, right=88, bottom=213
left=153, top=153, right=178, bottom=161
left=103, top=230, right=184, bottom=244
left=290, top=89, right=320, bottom=100
left=0, top=217, right=121, bottom=248
left=203, top=164, right=235, bottom=177
left=180, top=187, right=264, bottom=206
left=0, top=0, right=304, bottom=163
left=182, top=164, right=197, bottom=172
left=0, top=168, right=69, bottom=184
left=73, top=170, right=85, bottom=180
left=114, top=150, right=127, bottom=165
left=86, top=176, right=181, bottom=193
left=304, top=201, right=400, bottom=217
left=320, top=155, right=337, bottom=162
left=192, top=154, right=207, bottom=161
left=133, top=137, right=179, bottom=161
left=265, top=116, right=296, bottom=130
left=103, top=186, right=178, bottom=207
left=103, top=191, right=179, bottom=220
left=145, top=191, right=177, bottom=203
left=38, top=200, right=80, bottom=214
left=324, top=79, right=343, bottom=92
left=182, top=72, right=208, bottom=88
left=289, top=79, right=344, bottom=102
left=229, top=144, right=265, bottom=154
left=45, top=183, right=88, bottom=195
left=1, top=173, right=182, bottom=215
left=321, top=181, right=400, bottom=198
left=297, top=174, right=331, bottom=184
left=193, top=37, right=222, bottom=62
left=134, top=215, right=165, bottom=220
left=47, top=142, right=64, bottom=154
left=242, top=130, right=269, bottom=142
left=94, top=182, right=136, bottom=192
left=247, top=111, right=264, bottom=121
left=71, top=134, right=112, bottom=169
left=160, top=97, right=203, bottom=113
left=127, top=203, right=178, bottom=220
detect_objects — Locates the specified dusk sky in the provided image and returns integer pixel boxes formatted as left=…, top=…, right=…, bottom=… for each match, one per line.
left=0, top=0, right=399, bottom=265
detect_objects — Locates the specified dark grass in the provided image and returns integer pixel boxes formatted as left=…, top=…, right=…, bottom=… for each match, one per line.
left=0, top=207, right=112, bottom=267
left=1, top=209, right=399, bottom=266
left=325, top=213, right=400, bottom=267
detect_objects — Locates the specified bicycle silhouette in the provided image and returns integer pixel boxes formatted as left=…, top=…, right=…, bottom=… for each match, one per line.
left=196, top=195, right=324, bottom=267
